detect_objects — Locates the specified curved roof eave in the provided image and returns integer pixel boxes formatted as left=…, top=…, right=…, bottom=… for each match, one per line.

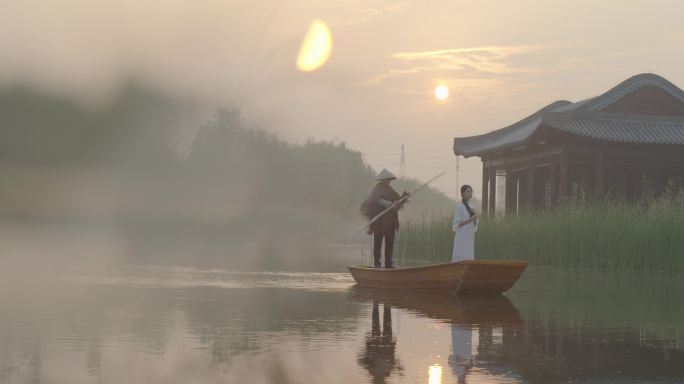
left=453, top=100, right=572, bottom=157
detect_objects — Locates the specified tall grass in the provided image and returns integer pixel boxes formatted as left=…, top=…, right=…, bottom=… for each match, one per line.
left=395, top=197, right=684, bottom=273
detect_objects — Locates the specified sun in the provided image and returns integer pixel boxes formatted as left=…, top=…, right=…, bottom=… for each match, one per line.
left=434, top=85, right=449, bottom=101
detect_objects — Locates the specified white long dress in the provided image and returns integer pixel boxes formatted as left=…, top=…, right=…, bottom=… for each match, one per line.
left=451, top=202, right=477, bottom=262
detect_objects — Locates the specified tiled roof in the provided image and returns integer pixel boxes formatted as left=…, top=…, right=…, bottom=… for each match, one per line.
left=543, top=112, right=684, bottom=145
left=453, top=73, right=684, bottom=157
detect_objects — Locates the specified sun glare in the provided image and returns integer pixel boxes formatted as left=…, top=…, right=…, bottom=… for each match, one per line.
left=296, top=20, right=332, bottom=72
left=435, top=85, right=449, bottom=101
left=428, top=364, right=443, bottom=384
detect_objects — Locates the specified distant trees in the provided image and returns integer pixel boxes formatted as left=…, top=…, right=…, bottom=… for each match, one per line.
left=188, top=108, right=378, bottom=218
left=187, top=108, right=455, bottom=220
left=0, top=84, right=180, bottom=169
left=0, top=87, right=453, bottom=222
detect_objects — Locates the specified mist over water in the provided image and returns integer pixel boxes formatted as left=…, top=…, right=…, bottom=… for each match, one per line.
left=0, top=82, right=455, bottom=281
left=1, top=266, right=682, bottom=383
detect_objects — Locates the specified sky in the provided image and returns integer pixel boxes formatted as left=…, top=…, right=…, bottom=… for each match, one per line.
left=2, top=0, right=684, bottom=199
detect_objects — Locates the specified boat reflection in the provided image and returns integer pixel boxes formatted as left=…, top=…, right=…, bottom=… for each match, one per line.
left=349, top=286, right=523, bottom=325
left=350, top=287, right=524, bottom=383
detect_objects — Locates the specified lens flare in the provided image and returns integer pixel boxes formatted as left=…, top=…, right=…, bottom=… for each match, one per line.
left=296, top=20, right=332, bottom=72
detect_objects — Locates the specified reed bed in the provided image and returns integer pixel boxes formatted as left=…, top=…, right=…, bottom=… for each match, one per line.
left=395, top=198, right=684, bottom=273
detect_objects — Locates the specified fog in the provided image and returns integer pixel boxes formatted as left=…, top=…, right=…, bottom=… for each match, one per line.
left=0, top=83, right=458, bottom=280
left=3, top=1, right=684, bottom=200
left=2, top=0, right=683, bottom=276
left=2, top=3, right=684, bottom=383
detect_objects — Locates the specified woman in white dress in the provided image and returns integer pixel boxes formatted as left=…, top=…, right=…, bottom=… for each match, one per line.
left=452, top=185, right=478, bottom=262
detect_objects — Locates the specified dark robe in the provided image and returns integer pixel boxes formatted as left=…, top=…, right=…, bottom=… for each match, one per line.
left=360, top=182, right=402, bottom=234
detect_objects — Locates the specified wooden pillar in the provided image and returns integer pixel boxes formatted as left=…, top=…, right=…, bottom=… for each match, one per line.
left=549, top=159, right=558, bottom=205
left=505, top=166, right=514, bottom=215
left=653, top=168, right=664, bottom=196
left=627, top=169, right=638, bottom=201
left=489, top=168, right=497, bottom=216
left=559, top=148, right=568, bottom=201
left=640, top=167, right=649, bottom=200
left=482, top=164, right=489, bottom=216
left=528, top=162, right=536, bottom=209
left=596, top=148, right=605, bottom=197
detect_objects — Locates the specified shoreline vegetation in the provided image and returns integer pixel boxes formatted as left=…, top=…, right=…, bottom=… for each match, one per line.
left=396, top=198, right=684, bottom=273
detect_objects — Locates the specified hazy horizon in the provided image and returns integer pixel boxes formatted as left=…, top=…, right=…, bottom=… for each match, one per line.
left=2, top=0, right=684, bottom=198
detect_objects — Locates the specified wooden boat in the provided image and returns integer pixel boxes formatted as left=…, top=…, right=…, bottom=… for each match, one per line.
left=348, top=260, right=528, bottom=294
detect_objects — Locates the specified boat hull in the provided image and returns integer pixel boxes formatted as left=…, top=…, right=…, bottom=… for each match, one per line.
left=348, top=260, right=527, bottom=294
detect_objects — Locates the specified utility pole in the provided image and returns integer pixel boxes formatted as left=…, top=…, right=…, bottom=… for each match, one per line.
left=455, top=155, right=460, bottom=191
left=399, top=144, right=405, bottom=178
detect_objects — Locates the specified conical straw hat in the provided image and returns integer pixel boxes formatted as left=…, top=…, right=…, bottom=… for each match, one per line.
left=376, top=169, right=397, bottom=181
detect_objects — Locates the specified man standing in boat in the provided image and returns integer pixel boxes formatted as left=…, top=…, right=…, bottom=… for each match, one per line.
left=360, top=169, right=408, bottom=268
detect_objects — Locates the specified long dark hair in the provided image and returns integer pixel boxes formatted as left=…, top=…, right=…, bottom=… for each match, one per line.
left=460, top=185, right=475, bottom=217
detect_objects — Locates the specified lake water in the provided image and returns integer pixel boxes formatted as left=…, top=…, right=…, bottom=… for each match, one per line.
left=1, top=263, right=682, bottom=383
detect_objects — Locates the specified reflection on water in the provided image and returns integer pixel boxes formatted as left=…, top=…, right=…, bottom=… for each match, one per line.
left=350, top=287, right=525, bottom=383
left=0, top=266, right=682, bottom=383
left=428, top=364, right=443, bottom=384
left=449, top=324, right=475, bottom=382
left=358, top=301, right=402, bottom=383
